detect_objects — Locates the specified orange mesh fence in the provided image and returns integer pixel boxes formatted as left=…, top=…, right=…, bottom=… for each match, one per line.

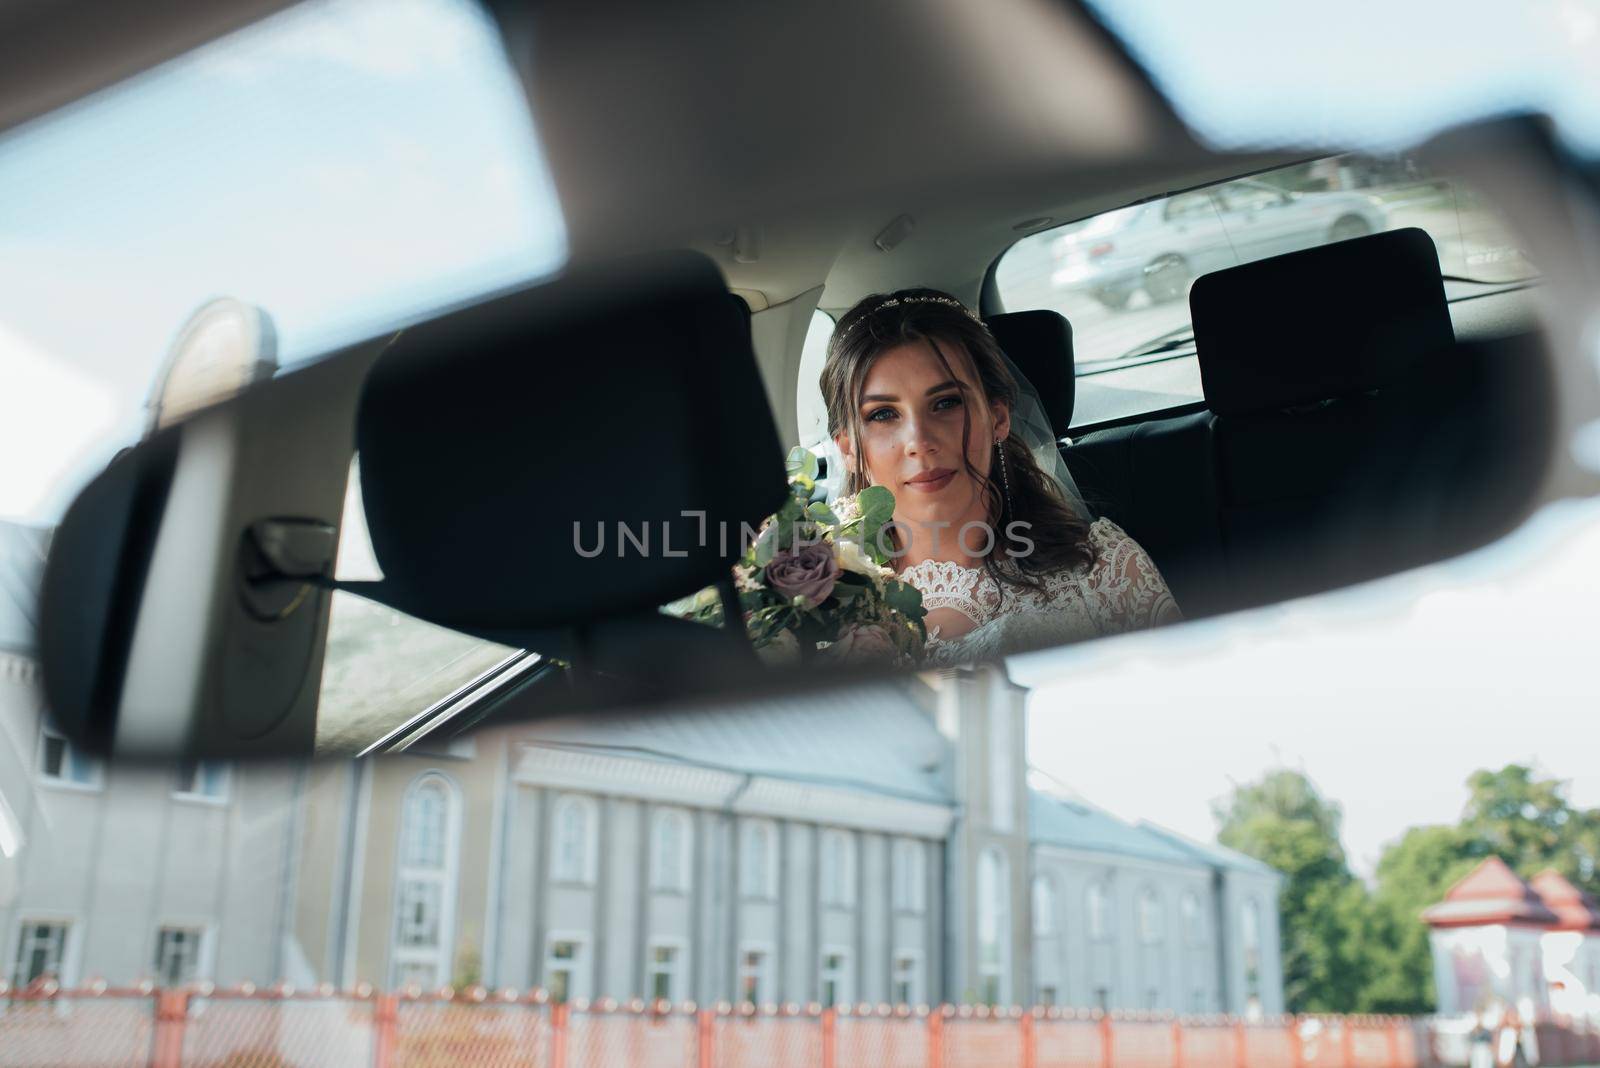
left=564, top=1003, right=696, bottom=1068
left=181, top=993, right=376, bottom=1068
left=835, top=1007, right=927, bottom=1068
left=1349, top=1018, right=1397, bottom=1068
left=711, top=1009, right=822, bottom=1068
left=1241, top=1020, right=1296, bottom=1068
left=0, top=989, right=157, bottom=1068
left=1112, top=1016, right=1179, bottom=1068
left=393, top=997, right=549, bottom=1068
left=942, top=1009, right=1025, bottom=1067
left=1034, top=1011, right=1105, bottom=1068
left=1182, top=1020, right=1240, bottom=1068
left=10, top=987, right=1600, bottom=1068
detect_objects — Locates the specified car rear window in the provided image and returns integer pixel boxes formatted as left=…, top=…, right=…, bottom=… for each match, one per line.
left=993, top=154, right=1535, bottom=429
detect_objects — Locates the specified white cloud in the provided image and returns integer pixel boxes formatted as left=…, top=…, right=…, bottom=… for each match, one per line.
left=1017, top=498, right=1600, bottom=878
left=0, top=323, right=121, bottom=521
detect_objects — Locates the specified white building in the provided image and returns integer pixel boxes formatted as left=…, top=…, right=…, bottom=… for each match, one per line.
left=2, top=518, right=1285, bottom=1011
left=1424, top=856, right=1600, bottom=1022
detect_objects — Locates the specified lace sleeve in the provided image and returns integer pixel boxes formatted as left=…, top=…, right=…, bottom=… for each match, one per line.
left=1085, top=518, right=1182, bottom=632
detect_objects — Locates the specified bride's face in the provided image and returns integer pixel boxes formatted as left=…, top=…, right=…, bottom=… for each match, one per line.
left=834, top=339, right=1010, bottom=526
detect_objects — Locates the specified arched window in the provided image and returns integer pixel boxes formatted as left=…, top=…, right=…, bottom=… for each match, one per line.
left=551, top=794, right=597, bottom=885
left=650, top=808, right=693, bottom=892
left=1086, top=882, right=1109, bottom=940
left=819, top=829, right=855, bottom=907
left=741, top=819, right=778, bottom=899
left=391, top=773, right=459, bottom=988
left=1138, top=887, right=1164, bottom=944
left=977, top=847, right=1010, bottom=1004
left=1181, top=892, right=1204, bottom=944
left=893, top=838, right=926, bottom=914
left=1032, top=875, right=1057, bottom=936
left=1241, top=898, right=1262, bottom=1001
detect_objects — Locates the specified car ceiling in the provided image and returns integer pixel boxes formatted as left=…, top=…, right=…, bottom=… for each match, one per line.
left=2, top=0, right=1320, bottom=321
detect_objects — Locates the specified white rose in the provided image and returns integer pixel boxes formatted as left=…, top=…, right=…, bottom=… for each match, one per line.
left=834, top=537, right=888, bottom=584
left=831, top=493, right=862, bottom=525
left=819, top=624, right=899, bottom=665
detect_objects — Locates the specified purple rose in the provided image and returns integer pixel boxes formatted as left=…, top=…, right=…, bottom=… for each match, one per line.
left=765, top=542, right=840, bottom=607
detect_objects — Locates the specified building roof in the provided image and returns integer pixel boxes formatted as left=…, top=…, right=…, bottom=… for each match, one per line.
left=1136, top=821, right=1282, bottom=880
left=0, top=520, right=49, bottom=656
left=1529, top=869, right=1600, bottom=932
left=520, top=680, right=953, bottom=805
left=1422, top=856, right=1562, bottom=929
left=1028, top=790, right=1200, bottom=867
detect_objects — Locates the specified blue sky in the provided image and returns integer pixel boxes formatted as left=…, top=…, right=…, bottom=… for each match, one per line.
left=0, top=0, right=566, bottom=522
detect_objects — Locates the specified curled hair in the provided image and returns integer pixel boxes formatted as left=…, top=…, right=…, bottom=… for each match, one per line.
left=820, top=287, right=1094, bottom=596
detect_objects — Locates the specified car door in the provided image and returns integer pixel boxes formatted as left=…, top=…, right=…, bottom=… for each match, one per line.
left=1215, top=181, right=1303, bottom=263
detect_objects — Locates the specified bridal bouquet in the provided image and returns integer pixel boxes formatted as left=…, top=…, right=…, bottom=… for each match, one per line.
left=675, top=448, right=927, bottom=666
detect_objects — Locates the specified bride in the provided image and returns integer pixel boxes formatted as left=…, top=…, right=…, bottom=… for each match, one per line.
left=820, top=289, right=1181, bottom=666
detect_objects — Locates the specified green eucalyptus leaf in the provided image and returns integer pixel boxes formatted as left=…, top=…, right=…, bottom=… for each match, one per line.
left=754, top=524, right=779, bottom=566
left=806, top=501, right=839, bottom=525
left=785, top=446, right=819, bottom=480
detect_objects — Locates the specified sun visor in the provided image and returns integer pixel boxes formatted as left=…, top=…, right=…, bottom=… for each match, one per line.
left=1192, top=228, right=1456, bottom=417
left=349, top=250, right=786, bottom=633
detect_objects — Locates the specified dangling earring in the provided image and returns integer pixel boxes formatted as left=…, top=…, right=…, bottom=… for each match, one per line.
left=996, top=437, right=1013, bottom=517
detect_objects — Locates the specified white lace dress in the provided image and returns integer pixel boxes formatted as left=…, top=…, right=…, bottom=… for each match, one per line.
left=900, top=518, right=1181, bottom=666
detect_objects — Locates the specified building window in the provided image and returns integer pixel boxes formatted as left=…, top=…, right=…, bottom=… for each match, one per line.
left=988, top=705, right=1014, bottom=833
left=1241, top=898, right=1262, bottom=1001
left=154, top=926, right=205, bottom=986
left=1093, top=986, right=1110, bottom=1012
left=1146, top=988, right=1162, bottom=1010
left=37, top=726, right=101, bottom=788
left=1086, top=882, right=1109, bottom=941
left=738, top=945, right=772, bottom=1005
left=1033, top=875, right=1057, bottom=936
left=977, top=847, right=1010, bottom=1005
left=1038, top=985, right=1058, bottom=1007
left=649, top=809, right=692, bottom=893
left=892, top=952, right=922, bottom=1006
left=390, top=774, right=458, bottom=988
left=819, top=829, right=855, bottom=907
left=892, top=838, right=926, bottom=914
left=820, top=948, right=852, bottom=1008
left=1138, top=887, right=1164, bottom=944
left=1181, top=892, right=1204, bottom=944
left=740, top=820, right=777, bottom=899
left=11, top=921, right=69, bottom=987
left=647, top=942, right=684, bottom=1002
left=545, top=936, right=585, bottom=1003
left=173, top=761, right=230, bottom=801
left=551, top=794, right=597, bottom=885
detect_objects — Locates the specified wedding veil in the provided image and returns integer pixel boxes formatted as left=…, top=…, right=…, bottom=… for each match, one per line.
left=996, top=348, right=1095, bottom=522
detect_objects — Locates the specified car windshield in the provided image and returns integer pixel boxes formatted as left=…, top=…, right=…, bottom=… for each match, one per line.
left=0, top=0, right=567, bottom=753
left=994, top=154, right=1537, bottom=426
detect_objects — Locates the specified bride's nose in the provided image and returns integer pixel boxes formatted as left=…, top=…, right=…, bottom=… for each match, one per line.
left=902, top=413, right=939, bottom=456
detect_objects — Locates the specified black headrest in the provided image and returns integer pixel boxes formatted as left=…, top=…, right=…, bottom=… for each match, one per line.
left=1191, top=228, right=1455, bottom=417
left=985, top=310, right=1075, bottom=439
left=353, top=250, right=786, bottom=634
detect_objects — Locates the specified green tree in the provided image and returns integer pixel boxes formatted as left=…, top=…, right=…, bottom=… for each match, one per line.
left=1216, top=764, right=1600, bottom=1015
left=1459, top=765, right=1600, bottom=895
left=1215, top=769, right=1365, bottom=1012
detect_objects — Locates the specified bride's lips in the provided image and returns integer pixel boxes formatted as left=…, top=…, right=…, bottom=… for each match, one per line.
left=904, top=467, right=957, bottom=493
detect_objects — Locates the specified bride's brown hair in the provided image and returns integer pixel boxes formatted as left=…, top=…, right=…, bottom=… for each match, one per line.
left=820, top=288, right=1094, bottom=595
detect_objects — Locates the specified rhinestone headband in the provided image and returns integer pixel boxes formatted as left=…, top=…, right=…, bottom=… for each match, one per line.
left=838, top=293, right=983, bottom=344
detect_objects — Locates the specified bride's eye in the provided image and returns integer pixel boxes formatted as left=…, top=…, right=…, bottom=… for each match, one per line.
left=932, top=394, right=963, bottom=412
left=865, top=406, right=897, bottom=423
